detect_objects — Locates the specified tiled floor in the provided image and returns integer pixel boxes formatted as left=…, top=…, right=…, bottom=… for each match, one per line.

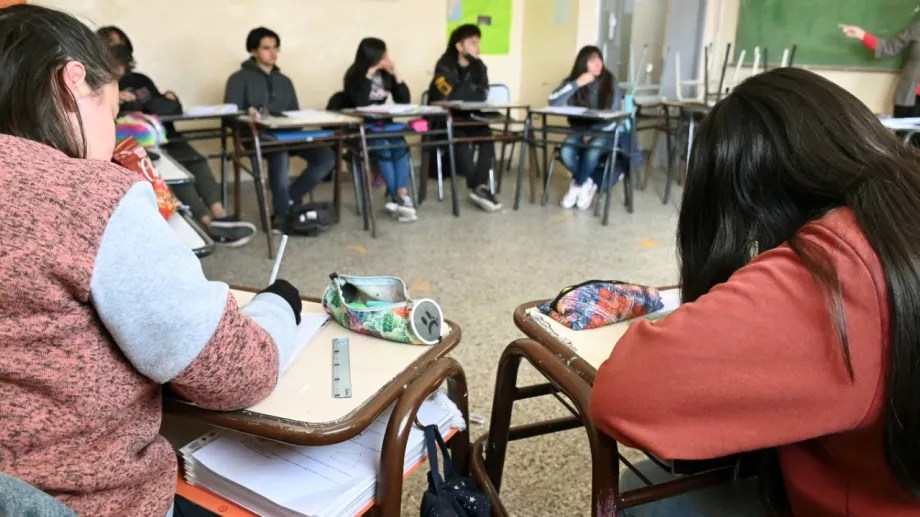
left=193, top=165, right=683, bottom=516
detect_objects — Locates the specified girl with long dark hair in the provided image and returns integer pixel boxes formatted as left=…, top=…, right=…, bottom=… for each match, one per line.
left=343, top=37, right=416, bottom=222
left=548, top=46, right=627, bottom=210
left=590, top=67, right=920, bottom=515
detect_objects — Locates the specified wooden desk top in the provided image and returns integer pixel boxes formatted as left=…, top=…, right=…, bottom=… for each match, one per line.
left=163, top=288, right=461, bottom=445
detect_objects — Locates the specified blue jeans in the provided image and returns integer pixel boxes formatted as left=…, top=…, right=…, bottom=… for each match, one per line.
left=619, top=460, right=766, bottom=517
left=258, top=146, right=336, bottom=216
left=368, top=136, right=411, bottom=197
left=560, top=131, right=632, bottom=189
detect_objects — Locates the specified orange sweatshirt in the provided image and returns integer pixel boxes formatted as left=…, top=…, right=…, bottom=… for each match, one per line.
left=589, top=209, right=920, bottom=515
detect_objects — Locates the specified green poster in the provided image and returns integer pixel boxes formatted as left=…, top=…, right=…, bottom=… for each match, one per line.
left=446, top=0, right=512, bottom=55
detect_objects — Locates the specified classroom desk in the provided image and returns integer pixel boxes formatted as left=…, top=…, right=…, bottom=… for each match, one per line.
left=158, top=109, right=244, bottom=205
left=168, top=211, right=215, bottom=258
left=469, top=295, right=743, bottom=516
left=433, top=101, right=529, bottom=195
left=155, top=151, right=194, bottom=185
left=340, top=105, right=461, bottom=222
left=229, top=111, right=363, bottom=257
left=164, top=288, right=469, bottom=516
left=513, top=107, right=634, bottom=226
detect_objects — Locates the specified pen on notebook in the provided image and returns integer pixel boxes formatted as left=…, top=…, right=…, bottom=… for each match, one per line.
left=268, top=234, right=289, bottom=284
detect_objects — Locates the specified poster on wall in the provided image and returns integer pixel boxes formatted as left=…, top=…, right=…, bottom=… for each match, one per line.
left=447, top=0, right=512, bottom=55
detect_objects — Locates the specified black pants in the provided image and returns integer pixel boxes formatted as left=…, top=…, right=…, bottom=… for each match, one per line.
left=453, top=125, right=494, bottom=190
left=163, top=140, right=222, bottom=221
left=893, top=96, right=920, bottom=118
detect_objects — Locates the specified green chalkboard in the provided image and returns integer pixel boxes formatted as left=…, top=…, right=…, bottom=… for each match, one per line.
left=735, top=0, right=920, bottom=69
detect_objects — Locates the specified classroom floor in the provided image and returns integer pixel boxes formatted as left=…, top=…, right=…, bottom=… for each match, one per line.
left=195, top=164, right=682, bottom=516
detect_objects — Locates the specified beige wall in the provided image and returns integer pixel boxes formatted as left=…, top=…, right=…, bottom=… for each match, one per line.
left=520, top=0, right=579, bottom=107
left=703, top=0, right=899, bottom=113
left=32, top=0, right=537, bottom=107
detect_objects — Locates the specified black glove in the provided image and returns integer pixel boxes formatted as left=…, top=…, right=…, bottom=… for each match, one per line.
left=260, top=279, right=302, bottom=324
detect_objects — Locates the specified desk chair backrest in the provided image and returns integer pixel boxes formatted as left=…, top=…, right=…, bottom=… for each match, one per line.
left=326, top=91, right=351, bottom=111
left=487, top=84, right=511, bottom=104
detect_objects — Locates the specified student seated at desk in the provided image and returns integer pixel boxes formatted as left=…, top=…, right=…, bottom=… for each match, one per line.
left=428, top=23, right=502, bottom=212
left=589, top=68, right=920, bottom=515
left=96, top=27, right=256, bottom=247
left=0, top=6, right=303, bottom=516
left=548, top=46, right=630, bottom=210
left=342, top=37, right=417, bottom=223
left=224, top=27, right=336, bottom=229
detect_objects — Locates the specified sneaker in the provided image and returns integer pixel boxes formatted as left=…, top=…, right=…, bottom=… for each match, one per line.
left=384, top=197, right=400, bottom=215
left=469, top=186, right=502, bottom=212
left=396, top=195, right=417, bottom=218
left=560, top=181, right=583, bottom=209
left=207, top=217, right=257, bottom=247
left=575, top=179, right=598, bottom=210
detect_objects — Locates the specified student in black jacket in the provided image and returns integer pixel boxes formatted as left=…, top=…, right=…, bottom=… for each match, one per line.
left=98, top=26, right=256, bottom=247
left=343, top=38, right=416, bottom=222
left=428, top=24, right=501, bottom=211
left=224, top=27, right=336, bottom=225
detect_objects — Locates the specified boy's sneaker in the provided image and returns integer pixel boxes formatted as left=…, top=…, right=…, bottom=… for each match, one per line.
left=469, top=186, right=502, bottom=212
left=396, top=195, right=417, bottom=218
left=384, top=198, right=400, bottom=215
left=560, top=181, right=583, bottom=209
left=207, top=217, right=257, bottom=247
left=575, top=178, right=598, bottom=210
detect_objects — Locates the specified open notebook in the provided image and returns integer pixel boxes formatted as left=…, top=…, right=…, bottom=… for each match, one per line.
left=180, top=392, right=463, bottom=517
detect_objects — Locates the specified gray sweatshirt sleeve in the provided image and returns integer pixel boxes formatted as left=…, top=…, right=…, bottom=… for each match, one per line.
left=548, top=79, right=580, bottom=106
left=89, top=182, right=298, bottom=383
left=224, top=72, right=247, bottom=109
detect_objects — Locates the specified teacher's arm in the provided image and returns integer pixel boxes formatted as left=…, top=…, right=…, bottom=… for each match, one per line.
left=841, top=22, right=920, bottom=58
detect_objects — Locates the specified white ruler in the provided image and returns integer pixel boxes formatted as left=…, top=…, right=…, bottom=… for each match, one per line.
left=332, top=338, right=352, bottom=398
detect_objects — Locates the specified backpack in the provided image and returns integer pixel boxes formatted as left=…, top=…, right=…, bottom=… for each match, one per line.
left=420, top=425, right=489, bottom=517
left=285, top=202, right=337, bottom=237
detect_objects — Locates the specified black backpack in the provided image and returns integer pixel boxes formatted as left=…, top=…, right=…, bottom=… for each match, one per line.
left=285, top=202, right=336, bottom=237
left=420, top=425, right=489, bottom=517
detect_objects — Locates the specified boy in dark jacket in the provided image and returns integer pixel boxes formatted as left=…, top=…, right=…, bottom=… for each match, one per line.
left=98, top=26, right=256, bottom=247
left=428, top=24, right=501, bottom=211
left=224, top=27, right=336, bottom=225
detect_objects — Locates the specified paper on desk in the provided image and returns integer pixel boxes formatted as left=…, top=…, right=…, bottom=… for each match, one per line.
left=355, top=103, right=418, bottom=114
left=182, top=392, right=462, bottom=517
left=539, top=105, right=588, bottom=116
left=184, top=104, right=239, bottom=116
left=880, top=116, right=920, bottom=130
left=283, top=313, right=331, bottom=372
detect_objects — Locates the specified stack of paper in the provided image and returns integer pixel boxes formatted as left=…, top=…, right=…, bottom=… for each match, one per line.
left=879, top=116, right=920, bottom=130
left=180, top=392, right=463, bottom=517
left=184, top=104, right=240, bottom=116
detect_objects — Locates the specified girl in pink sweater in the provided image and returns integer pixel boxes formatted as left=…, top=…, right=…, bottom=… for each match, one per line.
left=0, top=6, right=302, bottom=516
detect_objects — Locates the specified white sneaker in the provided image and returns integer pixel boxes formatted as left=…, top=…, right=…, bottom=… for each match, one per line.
left=560, top=181, right=583, bottom=209
left=575, top=179, right=598, bottom=210
left=384, top=198, right=399, bottom=214
left=397, top=195, right=416, bottom=218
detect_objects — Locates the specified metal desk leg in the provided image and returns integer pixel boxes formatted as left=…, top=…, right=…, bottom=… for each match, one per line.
left=230, top=123, right=244, bottom=219
left=601, top=131, right=621, bottom=226
left=334, top=138, right=343, bottom=222
left=513, top=114, right=533, bottom=210
left=358, top=125, right=377, bottom=237
left=446, top=114, right=461, bottom=217
left=248, top=121, right=274, bottom=259
left=220, top=117, right=229, bottom=207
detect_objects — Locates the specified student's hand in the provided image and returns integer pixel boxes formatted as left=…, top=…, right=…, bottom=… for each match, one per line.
left=576, top=72, right=595, bottom=87
left=366, top=63, right=382, bottom=80
left=259, top=279, right=302, bottom=324
left=119, top=90, right=136, bottom=103
left=163, top=91, right=178, bottom=101
left=247, top=106, right=262, bottom=121
left=839, top=24, right=866, bottom=40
